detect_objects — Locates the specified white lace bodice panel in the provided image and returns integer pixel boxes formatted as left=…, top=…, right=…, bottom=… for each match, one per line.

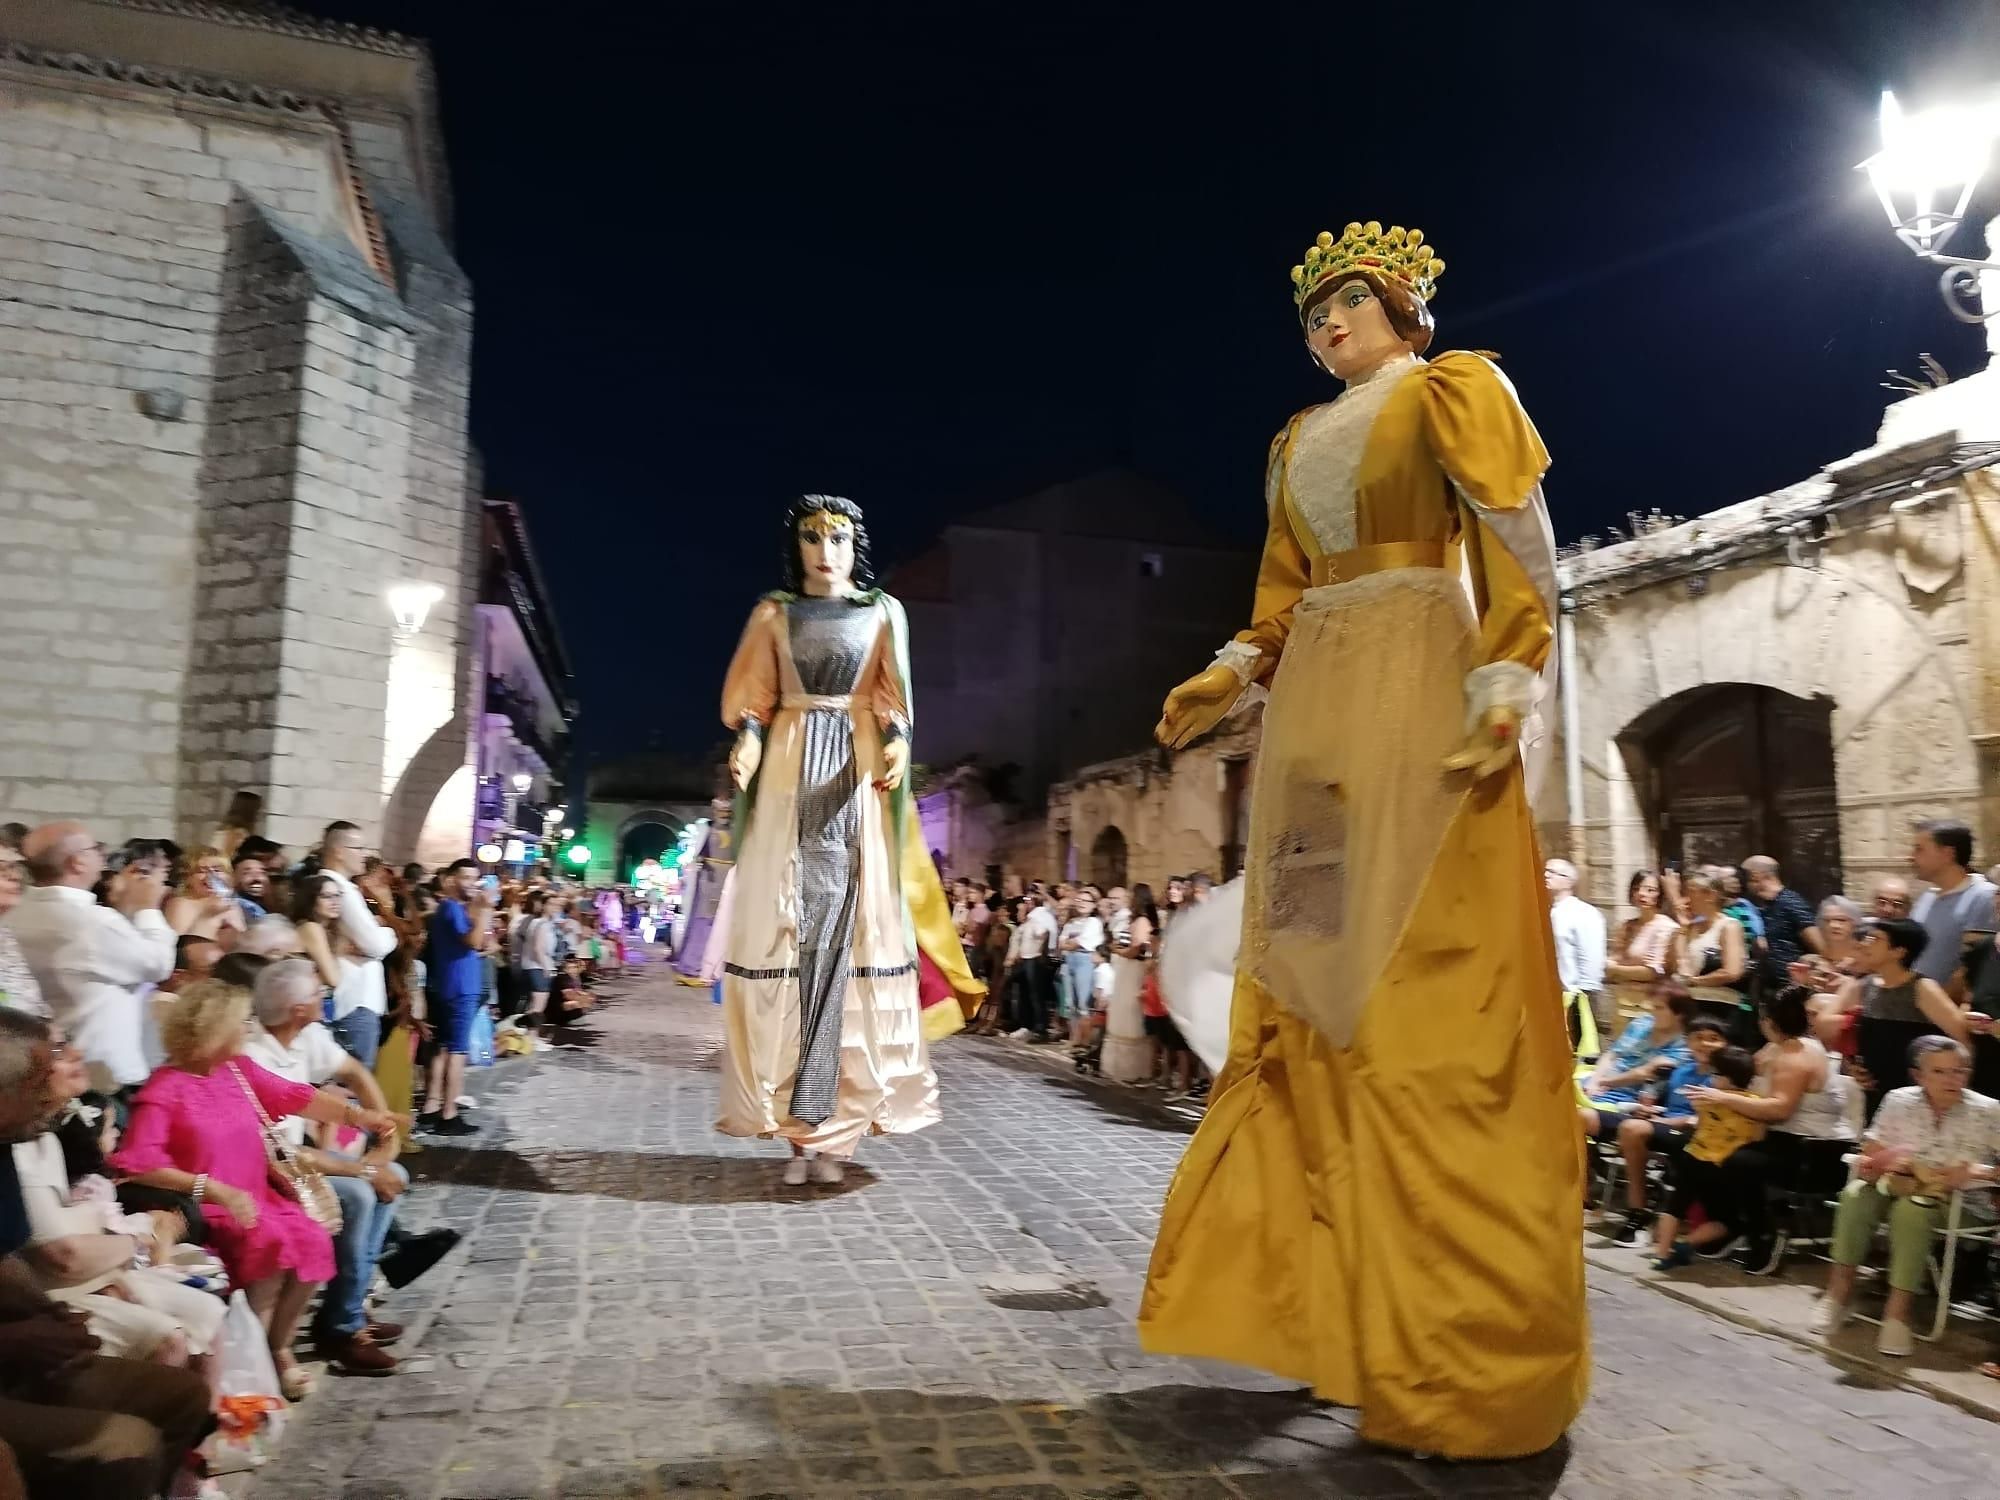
left=1283, top=352, right=1423, bottom=555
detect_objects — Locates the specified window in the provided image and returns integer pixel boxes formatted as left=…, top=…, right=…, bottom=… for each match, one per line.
left=1139, top=552, right=1164, bottom=579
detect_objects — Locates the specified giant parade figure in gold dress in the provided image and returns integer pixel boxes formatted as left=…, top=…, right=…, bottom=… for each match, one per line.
left=1139, top=224, right=1588, bottom=1458
left=716, top=495, right=981, bottom=1185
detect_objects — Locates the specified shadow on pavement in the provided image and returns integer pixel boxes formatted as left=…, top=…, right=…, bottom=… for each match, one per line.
left=541, top=1380, right=1569, bottom=1498
left=410, top=1144, right=880, bottom=1205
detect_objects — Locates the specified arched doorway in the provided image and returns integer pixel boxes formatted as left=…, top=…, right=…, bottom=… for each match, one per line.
left=618, top=821, right=677, bottom=882
left=1625, top=684, right=1841, bottom=899
left=1089, top=825, right=1129, bottom=889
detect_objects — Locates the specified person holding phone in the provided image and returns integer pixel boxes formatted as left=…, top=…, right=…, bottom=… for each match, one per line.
left=163, top=848, right=246, bottom=945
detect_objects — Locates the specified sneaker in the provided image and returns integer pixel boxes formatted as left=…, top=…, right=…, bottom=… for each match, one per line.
left=1808, top=1296, right=1850, bottom=1337
left=782, top=1156, right=811, bottom=1187
left=1650, top=1241, right=1693, bottom=1272
left=1007, top=1028, right=1034, bottom=1041
left=1876, top=1317, right=1915, bottom=1357
left=377, top=1229, right=459, bottom=1290
left=1694, top=1234, right=1742, bottom=1262
left=809, top=1154, right=845, bottom=1186
left=1607, top=1213, right=1646, bottom=1245
left=1737, top=1232, right=1787, bottom=1277
left=434, top=1114, right=478, bottom=1137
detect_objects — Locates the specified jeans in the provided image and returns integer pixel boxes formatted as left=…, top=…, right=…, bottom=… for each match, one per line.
left=1831, top=1177, right=1945, bottom=1294
left=319, top=1154, right=407, bottom=1336
left=1013, top=956, right=1055, bottom=1036
left=1061, top=952, right=1097, bottom=1020
left=327, top=1009, right=380, bottom=1070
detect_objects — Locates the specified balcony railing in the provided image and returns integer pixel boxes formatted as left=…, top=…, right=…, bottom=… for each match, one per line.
left=483, top=675, right=569, bottom=773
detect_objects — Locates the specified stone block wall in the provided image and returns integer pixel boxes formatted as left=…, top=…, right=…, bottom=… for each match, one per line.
left=0, top=63, right=477, bottom=857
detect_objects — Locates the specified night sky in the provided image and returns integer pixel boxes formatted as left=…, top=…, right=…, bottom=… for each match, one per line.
left=318, top=0, right=1999, bottom=768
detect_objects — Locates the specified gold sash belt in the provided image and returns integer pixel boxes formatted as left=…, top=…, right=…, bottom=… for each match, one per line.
left=1309, top=540, right=1448, bottom=587
left=781, top=692, right=869, bottom=711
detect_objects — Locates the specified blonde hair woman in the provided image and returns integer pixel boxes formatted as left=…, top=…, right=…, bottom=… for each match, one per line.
left=164, top=846, right=247, bottom=943
left=111, top=980, right=396, bottom=1400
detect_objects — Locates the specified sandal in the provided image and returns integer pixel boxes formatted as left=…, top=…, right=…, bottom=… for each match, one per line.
left=274, top=1354, right=315, bottom=1402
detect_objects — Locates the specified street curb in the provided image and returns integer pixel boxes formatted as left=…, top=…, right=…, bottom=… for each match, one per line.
left=1584, top=1240, right=2000, bottom=1426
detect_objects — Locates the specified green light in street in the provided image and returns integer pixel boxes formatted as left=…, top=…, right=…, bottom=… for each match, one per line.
left=566, top=845, right=591, bottom=866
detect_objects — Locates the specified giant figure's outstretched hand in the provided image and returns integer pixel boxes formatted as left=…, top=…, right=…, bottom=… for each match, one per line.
left=1155, top=664, right=1245, bottom=751
left=1443, top=705, right=1524, bottom=780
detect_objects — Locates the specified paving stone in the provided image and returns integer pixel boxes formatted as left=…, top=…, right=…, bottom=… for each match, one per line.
left=240, top=966, right=2000, bottom=1500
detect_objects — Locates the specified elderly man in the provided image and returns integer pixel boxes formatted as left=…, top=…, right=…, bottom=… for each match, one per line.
left=1545, top=858, right=1608, bottom=1033
left=1872, top=876, right=1914, bottom=921
left=1744, top=854, right=1822, bottom=986
left=241, top=959, right=409, bottom=1375
left=0, top=1010, right=213, bottom=1498
left=236, top=915, right=301, bottom=959
left=316, top=822, right=398, bottom=1068
left=3, top=823, right=173, bottom=1094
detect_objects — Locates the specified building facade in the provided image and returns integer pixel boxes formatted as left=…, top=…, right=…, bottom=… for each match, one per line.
left=890, top=469, right=1257, bottom=801
left=0, top=0, right=484, bottom=862
left=470, top=498, right=575, bottom=868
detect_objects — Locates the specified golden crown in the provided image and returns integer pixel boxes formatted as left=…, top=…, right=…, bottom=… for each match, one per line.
left=1290, top=222, right=1445, bottom=309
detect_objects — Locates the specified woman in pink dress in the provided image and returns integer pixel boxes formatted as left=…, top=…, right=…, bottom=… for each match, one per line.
left=112, top=978, right=398, bottom=1399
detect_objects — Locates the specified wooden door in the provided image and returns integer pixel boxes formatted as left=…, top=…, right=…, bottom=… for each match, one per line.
left=1646, top=685, right=1841, bottom=901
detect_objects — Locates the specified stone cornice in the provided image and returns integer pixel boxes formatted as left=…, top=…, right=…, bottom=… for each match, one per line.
left=82, top=0, right=419, bottom=58
left=0, top=37, right=323, bottom=113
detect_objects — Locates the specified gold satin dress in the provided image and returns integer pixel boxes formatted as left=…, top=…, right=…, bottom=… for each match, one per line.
left=1137, top=351, right=1589, bottom=1459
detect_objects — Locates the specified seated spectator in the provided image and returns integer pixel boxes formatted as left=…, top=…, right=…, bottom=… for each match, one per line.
left=1649, top=1043, right=1766, bottom=1267
left=1813, top=1036, right=2000, bottom=1357
left=12, top=1029, right=224, bottom=1366
left=1826, top=918, right=1968, bottom=1116
left=547, top=953, right=596, bottom=1029
left=1711, top=984, right=1862, bottom=1274
left=1579, top=986, right=1696, bottom=1148
left=236, top=914, right=301, bottom=960
left=0, top=830, right=45, bottom=1017
left=167, top=934, right=221, bottom=993
left=109, top=979, right=395, bottom=1400
left=243, top=960, right=409, bottom=1376
left=163, top=848, right=246, bottom=946
left=1601, top=1015, right=1728, bottom=1243
left=0, top=1008, right=214, bottom=1499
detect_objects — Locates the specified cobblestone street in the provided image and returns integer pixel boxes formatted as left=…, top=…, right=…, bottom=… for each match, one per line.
left=243, top=965, right=2000, bottom=1499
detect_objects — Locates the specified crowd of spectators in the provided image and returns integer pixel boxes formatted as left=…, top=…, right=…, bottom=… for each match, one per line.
left=0, top=812, right=636, bottom=1497
left=1564, top=819, right=2000, bottom=1372
left=948, top=871, right=1214, bottom=1102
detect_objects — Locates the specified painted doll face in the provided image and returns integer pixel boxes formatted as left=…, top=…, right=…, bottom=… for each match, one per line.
left=797, top=511, right=856, bottom=596
left=1304, top=277, right=1409, bottom=382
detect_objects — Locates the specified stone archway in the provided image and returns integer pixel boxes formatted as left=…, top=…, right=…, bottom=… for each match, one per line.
left=1573, top=558, right=1981, bottom=897
left=1089, top=825, right=1129, bottom=889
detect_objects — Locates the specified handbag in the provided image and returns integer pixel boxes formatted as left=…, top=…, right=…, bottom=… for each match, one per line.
left=226, top=1062, right=343, bottom=1233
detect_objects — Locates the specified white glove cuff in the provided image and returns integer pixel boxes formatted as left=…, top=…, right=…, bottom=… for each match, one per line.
left=1464, top=660, right=1536, bottom=734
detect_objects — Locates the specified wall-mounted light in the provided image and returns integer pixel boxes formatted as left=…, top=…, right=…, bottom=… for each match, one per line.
left=511, top=772, right=533, bottom=793
left=477, top=843, right=503, bottom=864
left=502, top=838, right=527, bottom=863
left=386, top=582, right=443, bottom=641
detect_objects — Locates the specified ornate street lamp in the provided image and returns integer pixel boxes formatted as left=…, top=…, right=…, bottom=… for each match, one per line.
left=1860, top=89, right=2000, bottom=322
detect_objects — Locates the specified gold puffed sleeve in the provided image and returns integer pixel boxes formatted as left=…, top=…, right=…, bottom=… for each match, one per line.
left=720, top=598, right=783, bottom=731
left=1420, top=353, right=1559, bottom=679
left=1228, top=423, right=1312, bottom=685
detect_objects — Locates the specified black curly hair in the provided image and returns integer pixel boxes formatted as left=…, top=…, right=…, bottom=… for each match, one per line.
left=780, top=494, right=873, bottom=594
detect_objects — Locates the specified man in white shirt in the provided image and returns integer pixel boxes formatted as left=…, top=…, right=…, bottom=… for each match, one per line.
left=1009, top=893, right=1061, bottom=1042
left=1545, top=858, right=1608, bottom=1032
left=243, top=958, right=409, bottom=1376
left=316, top=821, right=398, bottom=1068
left=1102, top=886, right=1132, bottom=945
left=6, top=822, right=174, bottom=1093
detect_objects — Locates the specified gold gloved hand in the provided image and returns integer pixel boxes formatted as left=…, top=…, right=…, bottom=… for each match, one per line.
left=1443, top=705, right=1522, bottom=780
left=1155, top=663, right=1245, bottom=751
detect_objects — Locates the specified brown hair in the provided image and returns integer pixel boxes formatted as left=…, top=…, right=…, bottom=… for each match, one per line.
left=1299, top=268, right=1435, bottom=356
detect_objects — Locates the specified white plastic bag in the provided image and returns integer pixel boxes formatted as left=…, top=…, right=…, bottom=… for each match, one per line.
left=202, top=1290, right=286, bottom=1473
